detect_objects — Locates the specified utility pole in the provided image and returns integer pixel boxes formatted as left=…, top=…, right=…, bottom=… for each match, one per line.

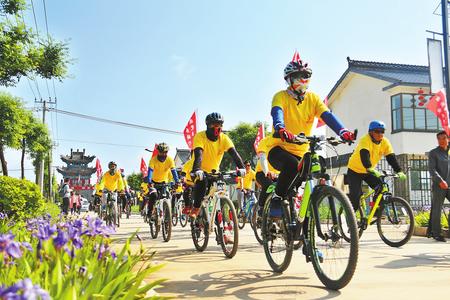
left=442, top=0, right=450, bottom=113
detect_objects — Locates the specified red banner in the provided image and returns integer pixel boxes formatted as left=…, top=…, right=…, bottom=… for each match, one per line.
left=253, top=124, right=264, bottom=152
left=140, top=158, right=148, bottom=178
left=316, top=96, right=329, bottom=128
left=95, top=159, right=102, bottom=183
left=183, top=111, right=197, bottom=149
left=151, top=143, right=158, bottom=158
left=426, top=88, right=450, bottom=135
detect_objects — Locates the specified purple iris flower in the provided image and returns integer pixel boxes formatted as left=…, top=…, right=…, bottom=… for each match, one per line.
left=0, top=233, right=23, bottom=260
left=16, top=279, right=50, bottom=300
left=6, top=241, right=22, bottom=259
left=35, top=223, right=57, bottom=241
left=53, top=228, right=69, bottom=250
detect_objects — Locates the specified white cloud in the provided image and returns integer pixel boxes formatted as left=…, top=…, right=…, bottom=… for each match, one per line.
left=171, top=55, right=195, bottom=80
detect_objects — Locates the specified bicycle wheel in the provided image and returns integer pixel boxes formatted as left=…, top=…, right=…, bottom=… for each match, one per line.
left=162, top=201, right=172, bottom=242
left=217, top=197, right=239, bottom=258
left=172, top=205, right=178, bottom=227
left=251, top=204, right=263, bottom=245
left=338, top=206, right=364, bottom=242
left=191, top=206, right=209, bottom=252
left=377, top=196, right=414, bottom=247
left=149, top=210, right=159, bottom=239
left=237, top=206, right=246, bottom=230
left=308, top=185, right=358, bottom=290
left=126, top=203, right=131, bottom=219
left=180, top=211, right=188, bottom=227
left=262, top=194, right=293, bottom=273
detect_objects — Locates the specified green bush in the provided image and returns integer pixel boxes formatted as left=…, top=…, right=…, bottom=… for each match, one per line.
left=414, top=210, right=448, bottom=229
left=42, top=201, right=61, bottom=219
left=0, top=176, right=46, bottom=220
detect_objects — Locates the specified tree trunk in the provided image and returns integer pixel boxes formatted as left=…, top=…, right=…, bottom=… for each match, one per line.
left=21, top=139, right=25, bottom=179
left=0, top=144, right=8, bottom=176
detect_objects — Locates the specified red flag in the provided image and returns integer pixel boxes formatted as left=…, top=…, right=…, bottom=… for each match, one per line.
left=253, top=124, right=265, bottom=152
left=426, top=88, right=450, bottom=135
left=95, top=159, right=102, bottom=183
left=316, top=96, right=329, bottom=128
left=140, top=158, right=148, bottom=178
left=151, top=143, right=159, bottom=158
left=183, top=111, right=197, bottom=149
left=292, top=50, right=301, bottom=63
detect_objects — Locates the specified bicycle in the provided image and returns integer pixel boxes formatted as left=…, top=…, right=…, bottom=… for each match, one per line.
left=104, top=190, right=119, bottom=227
left=149, top=183, right=173, bottom=242
left=339, top=171, right=414, bottom=247
left=172, top=191, right=188, bottom=227
left=237, top=190, right=258, bottom=230
left=261, top=133, right=359, bottom=290
left=190, top=171, right=239, bottom=258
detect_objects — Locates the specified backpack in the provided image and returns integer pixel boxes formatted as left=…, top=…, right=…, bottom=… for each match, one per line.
left=59, top=184, right=67, bottom=198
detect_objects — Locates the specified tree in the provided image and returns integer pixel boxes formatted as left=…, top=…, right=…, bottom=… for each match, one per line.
left=0, top=0, right=70, bottom=87
left=220, top=122, right=266, bottom=171
left=0, top=92, right=26, bottom=176
left=127, top=172, right=144, bottom=191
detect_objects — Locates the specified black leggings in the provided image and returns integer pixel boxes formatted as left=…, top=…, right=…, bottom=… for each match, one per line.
left=268, top=146, right=301, bottom=198
left=256, top=171, right=273, bottom=208
left=193, top=179, right=209, bottom=208
left=347, top=168, right=382, bottom=211
left=183, top=185, right=193, bottom=207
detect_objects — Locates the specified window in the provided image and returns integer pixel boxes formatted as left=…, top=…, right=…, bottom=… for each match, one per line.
left=391, top=93, right=440, bottom=132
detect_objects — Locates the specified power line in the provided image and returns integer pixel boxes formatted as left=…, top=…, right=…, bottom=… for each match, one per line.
left=41, top=0, right=50, bottom=41
left=30, top=0, right=40, bottom=36
left=46, top=107, right=183, bottom=135
left=56, top=138, right=148, bottom=148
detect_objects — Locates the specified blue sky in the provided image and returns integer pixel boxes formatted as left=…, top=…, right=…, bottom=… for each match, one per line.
left=4, top=0, right=443, bottom=181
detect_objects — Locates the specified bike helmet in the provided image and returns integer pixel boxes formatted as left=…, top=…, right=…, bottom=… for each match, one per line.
left=368, top=120, right=386, bottom=132
left=157, top=142, right=169, bottom=153
left=283, top=61, right=312, bottom=80
left=108, top=161, right=117, bottom=169
left=205, top=112, right=224, bottom=126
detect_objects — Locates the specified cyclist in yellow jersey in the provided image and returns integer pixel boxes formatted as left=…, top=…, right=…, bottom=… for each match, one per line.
left=92, top=182, right=103, bottom=212
left=237, top=160, right=257, bottom=211
left=180, top=155, right=195, bottom=214
left=255, top=136, right=280, bottom=214
left=98, top=161, right=125, bottom=214
left=119, top=169, right=131, bottom=212
left=269, top=57, right=355, bottom=216
left=347, top=120, right=406, bottom=211
left=189, top=112, right=246, bottom=218
left=139, top=181, right=149, bottom=212
left=146, top=143, right=179, bottom=218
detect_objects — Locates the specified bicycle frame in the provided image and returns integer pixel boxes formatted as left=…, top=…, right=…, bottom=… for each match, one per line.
left=359, top=185, right=389, bottom=225
left=202, top=178, right=229, bottom=233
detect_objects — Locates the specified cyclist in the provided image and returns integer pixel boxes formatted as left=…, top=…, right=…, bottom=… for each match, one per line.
left=92, top=181, right=103, bottom=213
left=120, top=169, right=131, bottom=214
left=255, top=135, right=280, bottom=215
left=189, top=112, right=246, bottom=222
left=98, top=161, right=125, bottom=218
left=139, top=179, right=149, bottom=214
left=181, top=155, right=195, bottom=214
left=346, top=120, right=406, bottom=211
left=146, top=143, right=179, bottom=219
left=236, top=160, right=257, bottom=213
left=269, top=57, right=355, bottom=216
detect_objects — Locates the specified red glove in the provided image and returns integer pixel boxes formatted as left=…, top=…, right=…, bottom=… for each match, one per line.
left=339, top=128, right=355, bottom=142
left=279, top=128, right=295, bottom=142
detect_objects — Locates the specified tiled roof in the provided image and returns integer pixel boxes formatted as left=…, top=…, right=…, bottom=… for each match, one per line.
left=328, top=58, right=431, bottom=99
left=175, top=149, right=191, bottom=164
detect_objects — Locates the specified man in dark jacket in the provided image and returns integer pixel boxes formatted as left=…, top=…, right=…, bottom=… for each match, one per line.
left=428, top=130, right=450, bottom=242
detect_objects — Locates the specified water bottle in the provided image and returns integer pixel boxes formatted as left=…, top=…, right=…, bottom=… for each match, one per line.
left=207, top=199, right=213, bottom=214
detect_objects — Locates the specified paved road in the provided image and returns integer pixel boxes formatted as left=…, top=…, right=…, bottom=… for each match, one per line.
left=112, top=214, right=450, bottom=300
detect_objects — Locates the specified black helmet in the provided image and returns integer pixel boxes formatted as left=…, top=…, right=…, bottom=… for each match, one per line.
left=108, top=161, right=117, bottom=169
left=157, top=142, right=169, bottom=153
left=205, top=112, right=224, bottom=126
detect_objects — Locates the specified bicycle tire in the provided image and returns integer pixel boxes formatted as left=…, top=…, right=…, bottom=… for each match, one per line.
left=308, top=185, right=358, bottom=290
left=149, top=210, right=159, bottom=239
left=338, top=206, right=364, bottom=242
left=262, top=194, right=293, bottom=273
left=217, top=196, right=239, bottom=258
left=251, top=204, right=263, bottom=245
left=191, top=206, right=209, bottom=252
left=172, top=206, right=179, bottom=227
left=237, top=207, right=246, bottom=230
left=180, top=211, right=188, bottom=227
left=162, top=200, right=172, bottom=242
left=377, top=196, right=414, bottom=247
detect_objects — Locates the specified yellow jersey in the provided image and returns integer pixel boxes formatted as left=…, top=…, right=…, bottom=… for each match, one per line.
left=271, top=90, right=328, bottom=157
left=192, top=131, right=234, bottom=173
left=148, top=155, right=175, bottom=183
left=94, top=183, right=102, bottom=196
left=255, top=136, right=280, bottom=174
left=140, top=182, right=149, bottom=195
left=99, top=170, right=124, bottom=192
left=237, top=169, right=256, bottom=190
left=347, top=133, right=394, bottom=174
left=182, top=157, right=195, bottom=186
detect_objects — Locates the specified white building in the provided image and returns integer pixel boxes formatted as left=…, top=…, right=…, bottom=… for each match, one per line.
left=325, top=58, right=441, bottom=208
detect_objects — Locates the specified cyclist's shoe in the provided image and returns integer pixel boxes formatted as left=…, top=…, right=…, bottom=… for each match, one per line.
left=223, top=234, right=234, bottom=245
left=182, top=206, right=192, bottom=215
left=269, top=197, right=282, bottom=218
left=189, top=207, right=201, bottom=219
left=433, top=235, right=447, bottom=242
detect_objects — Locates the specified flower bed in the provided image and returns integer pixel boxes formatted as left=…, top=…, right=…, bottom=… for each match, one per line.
left=0, top=213, right=166, bottom=299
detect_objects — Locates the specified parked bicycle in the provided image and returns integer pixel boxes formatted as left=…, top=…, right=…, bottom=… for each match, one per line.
left=190, top=171, right=239, bottom=258
left=149, top=183, right=172, bottom=242
left=262, top=133, right=359, bottom=290
left=339, top=171, right=414, bottom=247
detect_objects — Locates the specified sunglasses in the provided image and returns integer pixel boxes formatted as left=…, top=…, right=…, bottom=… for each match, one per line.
left=245, top=164, right=251, bottom=167
left=291, top=71, right=311, bottom=80
left=372, top=129, right=385, bottom=134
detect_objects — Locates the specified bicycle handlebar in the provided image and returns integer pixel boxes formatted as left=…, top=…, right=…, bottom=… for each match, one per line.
left=288, top=129, right=358, bottom=146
